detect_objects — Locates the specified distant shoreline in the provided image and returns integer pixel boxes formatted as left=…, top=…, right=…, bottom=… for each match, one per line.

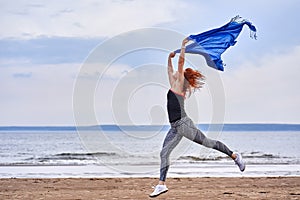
left=0, top=123, right=300, bottom=132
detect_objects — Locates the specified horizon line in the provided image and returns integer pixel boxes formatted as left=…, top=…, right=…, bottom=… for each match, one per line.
left=0, top=122, right=300, bottom=127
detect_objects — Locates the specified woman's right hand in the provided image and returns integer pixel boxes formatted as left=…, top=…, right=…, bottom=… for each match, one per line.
left=182, top=37, right=189, bottom=46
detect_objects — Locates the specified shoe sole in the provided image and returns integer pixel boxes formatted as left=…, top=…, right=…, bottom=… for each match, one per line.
left=241, top=165, right=246, bottom=172
left=149, top=189, right=168, bottom=198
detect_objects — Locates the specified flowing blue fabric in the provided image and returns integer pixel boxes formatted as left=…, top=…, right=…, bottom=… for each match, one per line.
left=175, top=16, right=257, bottom=71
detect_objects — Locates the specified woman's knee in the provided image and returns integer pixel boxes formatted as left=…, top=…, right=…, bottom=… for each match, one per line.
left=160, top=149, right=168, bottom=159
left=192, top=129, right=207, bottom=145
left=202, top=138, right=217, bottom=148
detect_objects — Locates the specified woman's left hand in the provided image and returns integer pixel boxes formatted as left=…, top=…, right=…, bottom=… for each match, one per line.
left=169, top=52, right=176, bottom=58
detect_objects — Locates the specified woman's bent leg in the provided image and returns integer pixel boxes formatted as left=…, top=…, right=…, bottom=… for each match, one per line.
left=179, top=117, right=233, bottom=157
left=160, top=127, right=182, bottom=181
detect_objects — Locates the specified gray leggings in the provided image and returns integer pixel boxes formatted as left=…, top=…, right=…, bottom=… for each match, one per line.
left=160, top=116, right=233, bottom=181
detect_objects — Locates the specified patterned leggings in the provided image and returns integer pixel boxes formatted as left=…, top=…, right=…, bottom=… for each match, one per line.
left=160, top=116, right=233, bottom=181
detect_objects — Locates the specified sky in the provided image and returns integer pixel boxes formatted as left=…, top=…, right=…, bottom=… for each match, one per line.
left=0, top=0, right=299, bottom=126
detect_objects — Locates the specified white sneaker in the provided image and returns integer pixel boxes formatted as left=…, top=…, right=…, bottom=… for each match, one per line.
left=234, top=152, right=245, bottom=172
left=149, top=184, right=168, bottom=198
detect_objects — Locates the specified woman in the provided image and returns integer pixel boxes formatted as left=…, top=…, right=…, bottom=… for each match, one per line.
left=149, top=38, right=245, bottom=198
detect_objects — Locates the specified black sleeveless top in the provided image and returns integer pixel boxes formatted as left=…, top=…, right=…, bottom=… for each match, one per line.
left=167, top=89, right=187, bottom=123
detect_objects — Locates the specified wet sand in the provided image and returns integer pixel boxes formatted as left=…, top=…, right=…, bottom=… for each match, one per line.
left=0, top=177, right=299, bottom=199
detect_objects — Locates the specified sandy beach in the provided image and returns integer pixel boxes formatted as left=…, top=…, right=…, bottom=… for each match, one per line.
left=0, top=177, right=299, bottom=199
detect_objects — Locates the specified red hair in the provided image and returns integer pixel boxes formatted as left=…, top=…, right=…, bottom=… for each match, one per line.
left=183, top=68, right=205, bottom=96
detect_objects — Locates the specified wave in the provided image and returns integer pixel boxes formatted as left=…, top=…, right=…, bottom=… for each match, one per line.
left=36, top=152, right=116, bottom=161
left=178, top=155, right=227, bottom=162
left=1, top=151, right=299, bottom=166
left=11, top=152, right=120, bottom=166
left=11, top=152, right=158, bottom=166
left=178, top=151, right=300, bottom=165
left=54, top=152, right=117, bottom=157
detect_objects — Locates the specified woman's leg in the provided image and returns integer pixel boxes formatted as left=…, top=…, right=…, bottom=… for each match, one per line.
left=178, top=117, right=233, bottom=157
left=159, top=127, right=183, bottom=182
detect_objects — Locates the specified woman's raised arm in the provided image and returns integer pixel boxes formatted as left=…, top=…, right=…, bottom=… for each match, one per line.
left=178, top=38, right=189, bottom=74
left=168, top=52, right=175, bottom=86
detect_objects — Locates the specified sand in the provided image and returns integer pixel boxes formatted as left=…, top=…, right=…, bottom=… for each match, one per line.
left=0, top=177, right=299, bottom=199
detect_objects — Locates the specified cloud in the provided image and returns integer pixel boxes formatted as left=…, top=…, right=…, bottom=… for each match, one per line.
left=222, top=45, right=300, bottom=123
left=0, top=0, right=186, bottom=39
left=76, top=63, right=132, bottom=80
left=0, top=63, right=79, bottom=125
left=1, top=0, right=300, bottom=125
left=1, top=46, right=299, bottom=125
left=0, top=37, right=102, bottom=65
left=13, top=72, right=32, bottom=78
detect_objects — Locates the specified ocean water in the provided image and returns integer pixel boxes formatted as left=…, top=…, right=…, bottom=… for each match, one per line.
left=0, top=125, right=299, bottom=178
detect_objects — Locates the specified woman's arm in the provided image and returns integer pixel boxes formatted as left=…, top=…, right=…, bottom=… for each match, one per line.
left=168, top=52, right=175, bottom=86
left=178, top=38, right=189, bottom=74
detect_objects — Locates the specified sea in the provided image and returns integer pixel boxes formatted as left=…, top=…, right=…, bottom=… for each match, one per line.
left=0, top=124, right=299, bottom=178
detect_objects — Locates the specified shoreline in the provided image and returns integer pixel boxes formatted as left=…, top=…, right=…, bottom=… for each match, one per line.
left=1, top=177, right=299, bottom=199
left=1, top=164, right=299, bottom=178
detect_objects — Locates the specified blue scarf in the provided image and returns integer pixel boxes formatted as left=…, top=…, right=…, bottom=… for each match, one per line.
left=175, top=16, right=257, bottom=71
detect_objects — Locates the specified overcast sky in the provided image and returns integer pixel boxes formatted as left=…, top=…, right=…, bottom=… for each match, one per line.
left=0, top=0, right=299, bottom=125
